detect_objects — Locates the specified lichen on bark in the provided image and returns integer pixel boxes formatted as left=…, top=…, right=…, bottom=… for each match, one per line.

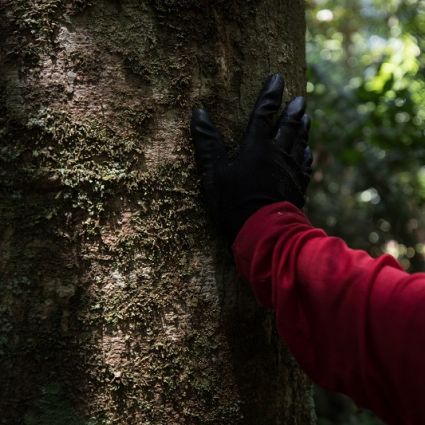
left=0, top=0, right=314, bottom=424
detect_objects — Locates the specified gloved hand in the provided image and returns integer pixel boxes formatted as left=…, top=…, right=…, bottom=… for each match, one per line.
left=191, top=73, right=313, bottom=241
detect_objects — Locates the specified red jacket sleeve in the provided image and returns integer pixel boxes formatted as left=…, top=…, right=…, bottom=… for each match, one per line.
left=232, top=201, right=425, bottom=425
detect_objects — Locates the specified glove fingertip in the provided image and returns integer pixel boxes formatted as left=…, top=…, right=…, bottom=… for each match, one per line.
left=190, top=108, right=221, bottom=146
left=190, top=108, right=210, bottom=136
left=302, top=113, right=311, bottom=132
left=266, top=73, right=285, bottom=91
left=191, top=107, right=208, bottom=120
left=190, top=108, right=229, bottom=174
left=303, top=146, right=313, bottom=169
left=286, top=96, right=306, bottom=119
left=253, top=73, right=285, bottom=117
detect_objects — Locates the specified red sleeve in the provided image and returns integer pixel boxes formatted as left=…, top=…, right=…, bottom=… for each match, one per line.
left=232, top=201, right=425, bottom=425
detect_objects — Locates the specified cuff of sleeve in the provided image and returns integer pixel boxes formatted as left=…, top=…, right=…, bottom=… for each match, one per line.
left=232, top=201, right=312, bottom=287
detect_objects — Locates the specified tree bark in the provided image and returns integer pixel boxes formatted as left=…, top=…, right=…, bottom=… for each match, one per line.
left=0, top=1, right=314, bottom=424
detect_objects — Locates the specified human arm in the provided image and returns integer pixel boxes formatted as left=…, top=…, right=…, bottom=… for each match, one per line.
left=190, top=73, right=425, bottom=425
left=233, top=200, right=425, bottom=425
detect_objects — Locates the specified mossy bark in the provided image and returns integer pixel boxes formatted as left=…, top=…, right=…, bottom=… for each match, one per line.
left=0, top=1, right=315, bottom=424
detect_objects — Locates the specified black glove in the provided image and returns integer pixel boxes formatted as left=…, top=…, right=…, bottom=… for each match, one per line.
left=191, top=73, right=312, bottom=241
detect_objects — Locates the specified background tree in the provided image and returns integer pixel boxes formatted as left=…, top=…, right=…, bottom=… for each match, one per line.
left=0, top=1, right=315, bottom=424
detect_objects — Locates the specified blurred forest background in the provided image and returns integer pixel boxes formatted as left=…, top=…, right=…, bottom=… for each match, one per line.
left=306, top=0, right=424, bottom=423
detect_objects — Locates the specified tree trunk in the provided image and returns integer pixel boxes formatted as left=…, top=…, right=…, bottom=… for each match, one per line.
left=0, top=1, right=314, bottom=424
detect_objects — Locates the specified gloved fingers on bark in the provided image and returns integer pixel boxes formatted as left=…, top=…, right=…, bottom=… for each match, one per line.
left=275, top=96, right=306, bottom=152
left=191, top=109, right=228, bottom=180
left=190, top=75, right=313, bottom=241
left=245, top=73, right=284, bottom=141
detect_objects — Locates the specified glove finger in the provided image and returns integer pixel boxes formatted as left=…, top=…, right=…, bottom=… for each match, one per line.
left=291, top=113, right=311, bottom=165
left=301, top=114, right=313, bottom=174
left=302, top=112, right=311, bottom=134
left=303, top=145, right=313, bottom=169
left=303, top=146, right=313, bottom=180
left=274, top=96, right=306, bottom=153
left=191, top=109, right=228, bottom=177
left=245, top=73, right=284, bottom=142
left=301, top=121, right=313, bottom=190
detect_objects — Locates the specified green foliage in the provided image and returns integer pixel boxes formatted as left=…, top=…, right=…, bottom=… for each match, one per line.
left=307, top=0, right=425, bottom=271
left=307, top=0, right=424, bottom=423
